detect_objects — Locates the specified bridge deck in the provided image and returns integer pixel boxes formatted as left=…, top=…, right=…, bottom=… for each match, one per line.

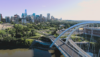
left=49, top=35, right=82, bottom=57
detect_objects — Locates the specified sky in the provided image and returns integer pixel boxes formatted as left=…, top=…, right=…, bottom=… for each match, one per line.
left=0, top=0, right=100, bottom=20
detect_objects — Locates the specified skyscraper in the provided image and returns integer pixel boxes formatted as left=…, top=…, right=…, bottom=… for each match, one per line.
left=47, top=13, right=50, bottom=20
left=5, top=16, right=10, bottom=23
left=51, top=16, right=54, bottom=20
left=11, top=16, right=14, bottom=22
left=32, top=13, right=35, bottom=16
left=25, top=9, right=27, bottom=17
left=40, top=14, right=42, bottom=22
left=31, top=15, right=34, bottom=23
left=60, top=18, right=62, bottom=20
left=32, top=13, right=36, bottom=20
left=36, top=15, right=39, bottom=19
left=14, top=14, right=20, bottom=23
left=25, top=9, right=27, bottom=13
left=0, top=14, right=2, bottom=21
left=22, top=13, right=24, bottom=18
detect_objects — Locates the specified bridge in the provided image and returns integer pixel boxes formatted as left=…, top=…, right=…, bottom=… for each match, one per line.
left=49, top=21, right=100, bottom=57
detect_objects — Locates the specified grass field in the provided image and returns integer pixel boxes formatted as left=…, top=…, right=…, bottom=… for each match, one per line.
left=0, top=23, right=13, bottom=30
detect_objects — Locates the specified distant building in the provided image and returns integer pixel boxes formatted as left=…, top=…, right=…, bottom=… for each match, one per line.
left=42, top=16, right=47, bottom=22
left=32, top=13, right=35, bottom=16
left=40, top=14, right=42, bottom=22
left=21, top=18, right=26, bottom=24
left=14, top=14, right=20, bottom=23
left=84, top=27, right=100, bottom=37
left=5, top=16, right=10, bottom=23
left=36, top=15, right=39, bottom=18
left=36, top=15, right=39, bottom=22
left=21, top=9, right=28, bottom=24
left=32, top=13, right=36, bottom=20
left=31, top=15, right=34, bottom=23
left=11, top=16, right=14, bottom=22
left=0, top=14, right=2, bottom=21
left=60, top=18, right=62, bottom=20
left=47, top=13, right=50, bottom=20
left=26, top=15, right=31, bottom=22
left=22, top=13, right=25, bottom=18
left=25, top=9, right=27, bottom=17
left=51, top=16, right=54, bottom=20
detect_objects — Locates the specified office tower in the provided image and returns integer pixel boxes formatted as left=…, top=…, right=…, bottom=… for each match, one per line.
left=36, top=15, right=39, bottom=20
left=47, top=13, right=50, bottom=20
left=25, top=9, right=27, bottom=17
left=60, top=18, right=62, bottom=20
left=14, top=14, right=20, bottom=23
left=22, top=13, right=24, bottom=18
left=32, top=13, right=36, bottom=20
left=22, top=18, right=26, bottom=24
left=40, top=14, right=42, bottom=22
left=51, top=16, right=54, bottom=20
left=44, top=17, right=47, bottom=22
left=21, top=10, right=27, bottom=24
left=42, top=16, right=47, bottom=22
left=25, top=9, right=27, bottom=13
left=31, top=15, right=34, bottom=23
left=5, top=16, right=10, bottom=23
left=0, top=14, right=2, bottom=21
left=26, top=15, right=32, bottom=23
left=11, top=16, right=14, bottom=22
left=32, top=13, right=35, bottom=16
left=36, top=15, right=39, bottom=18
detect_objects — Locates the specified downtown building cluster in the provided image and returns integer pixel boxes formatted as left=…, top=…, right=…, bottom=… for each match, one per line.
left=0, top=9, right=62, bottom=24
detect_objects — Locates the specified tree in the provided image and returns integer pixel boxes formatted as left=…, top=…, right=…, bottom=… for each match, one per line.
left=14, top=24, right=23, bottom=37
left=0, top=21, right=3, bottom=24
left=9, top=29, right=15, bottom=37
left=0, top=30, right=6, bottom=38
left=11, top=21, right=15, bottom=24
left=31, top=29, right=36, bottom=36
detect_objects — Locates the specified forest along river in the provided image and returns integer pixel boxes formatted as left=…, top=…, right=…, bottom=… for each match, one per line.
left=0, top=48, right=64, bottom=57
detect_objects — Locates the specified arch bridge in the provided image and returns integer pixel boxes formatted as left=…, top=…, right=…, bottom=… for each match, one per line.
left=49, top=21, right=100, bottom=57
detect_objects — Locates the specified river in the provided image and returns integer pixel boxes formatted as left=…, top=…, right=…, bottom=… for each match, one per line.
left=0, top=48, right=64, bottom=57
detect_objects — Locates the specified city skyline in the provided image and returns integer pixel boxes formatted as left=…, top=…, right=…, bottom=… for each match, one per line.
left=0, top=0, right=100, bottom=20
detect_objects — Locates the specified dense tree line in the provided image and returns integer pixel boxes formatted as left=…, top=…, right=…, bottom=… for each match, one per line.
left=0, top=20, right=79, bottom=47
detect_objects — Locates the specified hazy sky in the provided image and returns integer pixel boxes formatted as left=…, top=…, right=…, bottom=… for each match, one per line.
left=0, top=0, right=100, bottom=20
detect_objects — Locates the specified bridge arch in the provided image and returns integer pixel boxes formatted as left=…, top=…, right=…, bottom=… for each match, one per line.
left=50, top=21, right=100, bottom=48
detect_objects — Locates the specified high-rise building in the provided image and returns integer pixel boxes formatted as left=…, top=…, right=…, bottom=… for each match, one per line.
left=43, top=16, right=47, bottom=22
left=60, top=18, right=62, bottom=20
left=21, top=18, right=26, bottom=24
left=25, top=9, right=27, bottom=13
left=22, top=13, right=24, bottom=18
left=11, top=16, right=14, bottom=22
left=47, top=13, right=50, bottom=20
left=51, top=16, right=54, bottom=20
left=31, top=15, right=34, bottom=23
left=5, top=16, right=10, bottom=23
left=14, top=14, right=20, bottom=23
left=32, top=13, right=35, bottom=16
left=0, top=14, right=2, bottom=21
left=32, top=13, right=36, bottom=20
left=25, top=9, right=27, bottom=17
left=36, top=15, right=39, bottom=19
left=40, top=14, right=42, bottom=22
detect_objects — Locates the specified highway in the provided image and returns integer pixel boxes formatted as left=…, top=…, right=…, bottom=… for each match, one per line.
left=49, top=35, right=83, bottom=57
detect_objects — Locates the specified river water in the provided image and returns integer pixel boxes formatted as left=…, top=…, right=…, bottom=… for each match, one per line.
left=0, top=48, right=64, bottom=57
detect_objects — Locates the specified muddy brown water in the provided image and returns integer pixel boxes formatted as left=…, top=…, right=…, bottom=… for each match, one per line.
left=0, top=48, right=64, bottom=57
